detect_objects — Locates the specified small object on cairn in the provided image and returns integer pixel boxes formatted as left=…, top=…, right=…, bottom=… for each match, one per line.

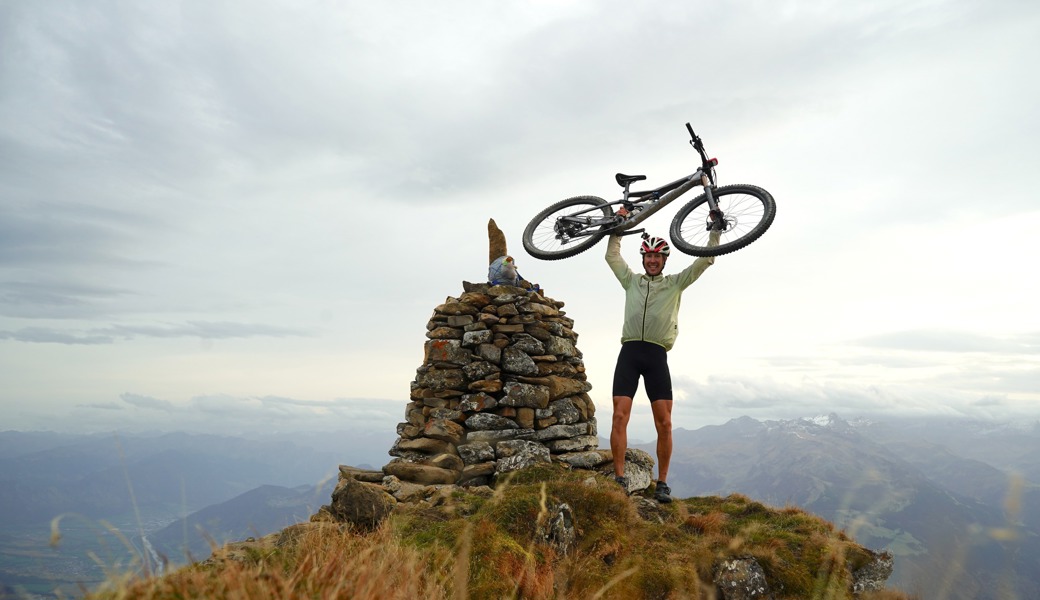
left=487, top=218, right=540, bottom=292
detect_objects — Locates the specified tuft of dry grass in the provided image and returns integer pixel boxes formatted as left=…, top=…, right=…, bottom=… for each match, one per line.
left=86, top=523, right=454, bottom=600
left=684, top=510, right=730, bottom=535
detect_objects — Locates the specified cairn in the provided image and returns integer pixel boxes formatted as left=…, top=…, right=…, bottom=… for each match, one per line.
left=332, top=218, right=655, bottom=495
left=385, top=281, right=599, bottom=487
left=325, top=220, right=656, bottom=527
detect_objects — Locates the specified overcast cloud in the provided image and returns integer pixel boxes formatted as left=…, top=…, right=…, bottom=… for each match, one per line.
left=2, top=0, right=1038, bottom=440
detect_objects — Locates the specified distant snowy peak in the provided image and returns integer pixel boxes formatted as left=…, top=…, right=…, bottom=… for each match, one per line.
left=806, top=414, right=829, bottom=427
left=722, top=414, right=1037, bottom=441
left=754, top=413, right=859, bottom=437
left=722, top=414, right=850, bottom=433
left=806, top=414, right=839, bottom=427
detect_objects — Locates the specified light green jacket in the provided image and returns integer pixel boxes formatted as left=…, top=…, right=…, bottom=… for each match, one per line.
left=605, top=232, right=719, bottom=351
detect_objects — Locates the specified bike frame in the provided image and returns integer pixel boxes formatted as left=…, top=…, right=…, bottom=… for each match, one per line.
left=557, top=170, right=718, bottom=240
left=617, top=172, right=717, bottom=234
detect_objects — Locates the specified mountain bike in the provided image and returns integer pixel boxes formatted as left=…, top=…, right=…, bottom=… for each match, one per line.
left=522, top=123, right=776, bottom=260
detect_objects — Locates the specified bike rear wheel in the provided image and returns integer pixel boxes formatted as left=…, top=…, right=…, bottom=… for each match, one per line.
left=669, top=184, right=776, bottom=257
left=523, top=196, right=614, bottom=260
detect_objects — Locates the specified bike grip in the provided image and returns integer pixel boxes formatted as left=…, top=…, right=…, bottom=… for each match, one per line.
left=686, top=122, right=696, bottom=138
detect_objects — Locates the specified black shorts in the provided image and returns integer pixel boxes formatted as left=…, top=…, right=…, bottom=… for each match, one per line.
left=612, top=340, right=672, bottom=401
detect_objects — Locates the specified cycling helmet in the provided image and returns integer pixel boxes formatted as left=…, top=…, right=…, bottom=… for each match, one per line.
left=639, top=235, right=671, bottom=256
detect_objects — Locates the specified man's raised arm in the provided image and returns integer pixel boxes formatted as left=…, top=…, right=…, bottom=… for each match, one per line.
left=676, top=229, right=722, bottom=289
left=606, top=234, right=634, bottom=284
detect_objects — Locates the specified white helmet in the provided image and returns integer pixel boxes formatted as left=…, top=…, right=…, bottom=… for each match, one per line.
left=639, top=235, right=671, bottom=256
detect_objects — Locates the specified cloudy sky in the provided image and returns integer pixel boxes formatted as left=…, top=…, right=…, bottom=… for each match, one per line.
left=2, top=0, right=1038, bottom=440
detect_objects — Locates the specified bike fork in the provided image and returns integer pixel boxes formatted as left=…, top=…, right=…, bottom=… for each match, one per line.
left=701, top=174, right=726, bottom=231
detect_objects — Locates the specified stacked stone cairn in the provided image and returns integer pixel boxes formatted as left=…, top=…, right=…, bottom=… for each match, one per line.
left=385, top=281, right=600, bottom=487
left=334, top=219, right=655, bottom=495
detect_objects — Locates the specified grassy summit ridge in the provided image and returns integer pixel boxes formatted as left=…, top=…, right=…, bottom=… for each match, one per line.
left=86, top=464, right=912, bottom=599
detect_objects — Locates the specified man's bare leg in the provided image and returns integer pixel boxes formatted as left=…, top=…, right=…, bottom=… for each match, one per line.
left=611, top=395, right=633, bottom=477
left=650, top=399, right=673, bottom=483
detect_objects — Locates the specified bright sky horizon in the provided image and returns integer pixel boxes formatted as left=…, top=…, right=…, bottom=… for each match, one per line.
left=2, top=0, right=1038, bottom=440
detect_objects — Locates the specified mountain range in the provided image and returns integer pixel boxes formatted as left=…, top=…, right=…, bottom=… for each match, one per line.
left=641, top=414, right=1040, bottom=599
left=0, top=428, right=394, bottom=598
left=2, top=414, right=1038, bottom=600
left=145, top=480, right=337, bottom=566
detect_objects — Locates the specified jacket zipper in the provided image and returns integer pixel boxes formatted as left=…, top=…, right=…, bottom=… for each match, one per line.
left=641, top=276, right=653, bottom=341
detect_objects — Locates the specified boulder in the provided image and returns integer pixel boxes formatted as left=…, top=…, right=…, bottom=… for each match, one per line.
left=714, top=556, right=772, bottom=600
left=500, top=382, right=550, bottom=409
left=326, top=477, right=396, bottom=532
left=457, top=441, right=496, bottom=464
left=539, top=503, right=576, bottom=555
left=598, top=448, right=654, bottom=493
left=495, top=440, right=551, bottom=474
left=852, top=551, right=894, bottom=593
left=383, top=460, right=459, bottom=485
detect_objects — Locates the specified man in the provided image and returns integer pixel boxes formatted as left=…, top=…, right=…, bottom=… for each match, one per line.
left=605, top=227, right=720, bottom=503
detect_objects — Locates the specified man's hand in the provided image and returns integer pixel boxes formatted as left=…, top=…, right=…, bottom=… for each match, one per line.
left=616, top=206, right=630, bottom=218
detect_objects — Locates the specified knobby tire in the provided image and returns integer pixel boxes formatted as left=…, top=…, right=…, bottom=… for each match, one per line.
left=523, top=196, right=614, bottom=260
left=669, top=184, right=775, bottom=257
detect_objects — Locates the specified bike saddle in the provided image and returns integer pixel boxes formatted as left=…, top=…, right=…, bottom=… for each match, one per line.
left=615, top=173, right=647, bottom=187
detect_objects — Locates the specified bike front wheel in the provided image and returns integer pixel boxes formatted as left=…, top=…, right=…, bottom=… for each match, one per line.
left=523, top=196, right=614, bottom=260
left=669, top=184, right=776, bottom=257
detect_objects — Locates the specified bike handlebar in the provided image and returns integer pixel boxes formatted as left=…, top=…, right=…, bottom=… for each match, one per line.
left=686, top=122, right=705, bottom=152
left=685, top=122, right=715, bottom=185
